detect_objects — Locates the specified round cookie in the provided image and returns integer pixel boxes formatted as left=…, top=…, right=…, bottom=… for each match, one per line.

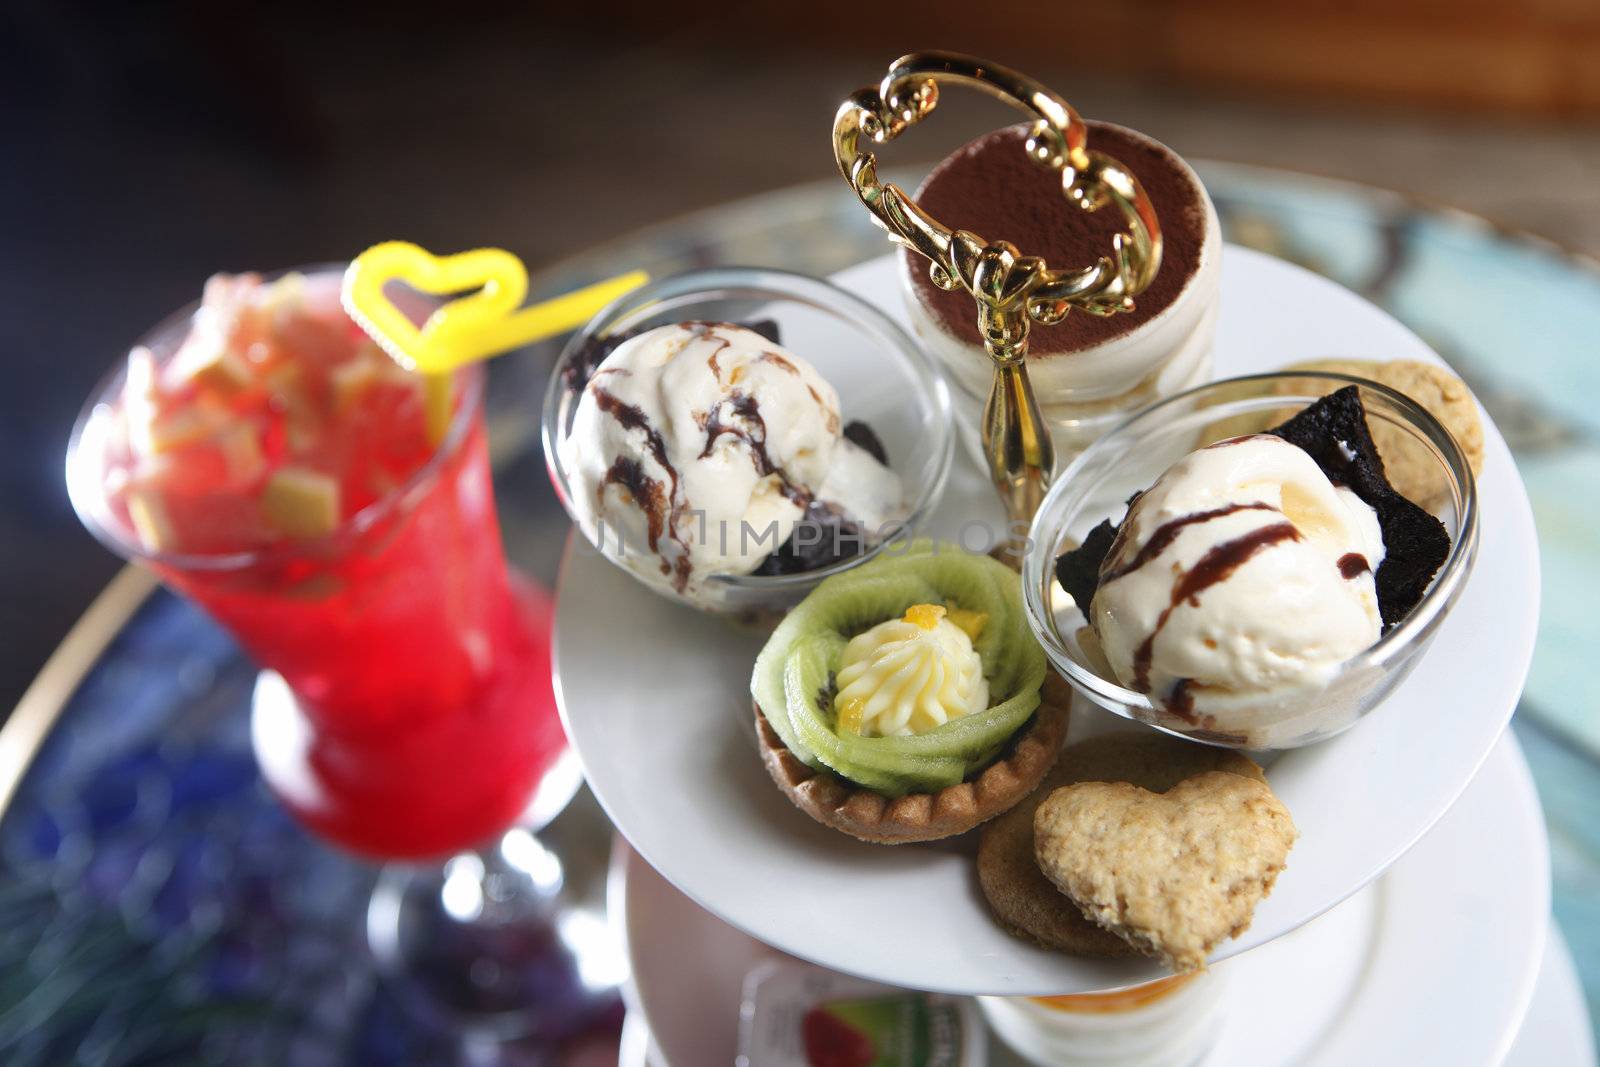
left=1280, top=358, right=1483, bottom=508
left=977, top=732, right=1265, bottom=956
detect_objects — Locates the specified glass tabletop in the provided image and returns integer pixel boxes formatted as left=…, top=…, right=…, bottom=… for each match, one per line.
left=3, top=163, right=1596, bottom=1063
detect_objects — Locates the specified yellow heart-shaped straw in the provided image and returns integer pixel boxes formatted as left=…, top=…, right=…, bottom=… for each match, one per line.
left=342, top=241, right=647, bottom=375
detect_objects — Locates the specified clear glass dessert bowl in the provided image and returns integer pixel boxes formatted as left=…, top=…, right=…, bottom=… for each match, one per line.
left=1021, top=372, right=1479, bottom=749
left=543, top=267, right=954, bottom=618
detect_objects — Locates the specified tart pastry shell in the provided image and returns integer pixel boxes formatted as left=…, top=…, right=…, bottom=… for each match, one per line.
left=755, top=675, right=1073, bottom=844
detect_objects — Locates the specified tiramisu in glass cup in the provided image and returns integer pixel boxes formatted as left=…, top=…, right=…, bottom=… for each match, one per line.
left=900, top=121, right=1221, bottom=462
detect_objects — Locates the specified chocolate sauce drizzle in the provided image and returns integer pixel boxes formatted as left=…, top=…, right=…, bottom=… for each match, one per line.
left=1167, top=679, right=1197, bottom=723
left=697, top=391, right=809, bottom=508
left=1100, top=502, right=1280, bottom=585
left=698, top=392, right=767, bottom=465
left=1130, top=522, right=1303, bottom=694
left=1338, top=552, right=1370, bottom=579
left=601, top=457, right=666, bottom=553
left=760, top=351, right=799, bottom=376
left=592, top=386, right=694, bottom=591
left=1188, top=724, right=1251, bottom=746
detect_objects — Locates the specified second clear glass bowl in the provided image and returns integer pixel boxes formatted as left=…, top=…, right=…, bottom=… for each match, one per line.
left=1021, top=372, right=1480, bottom=749
left=543, top=267, right=954, bottom=618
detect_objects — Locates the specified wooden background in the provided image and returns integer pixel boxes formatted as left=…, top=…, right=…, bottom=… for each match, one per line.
left=560, top=0, right=1600, bottom=116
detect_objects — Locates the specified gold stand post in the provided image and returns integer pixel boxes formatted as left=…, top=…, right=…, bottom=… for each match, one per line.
left=833, top=52, right=1163, bottom=529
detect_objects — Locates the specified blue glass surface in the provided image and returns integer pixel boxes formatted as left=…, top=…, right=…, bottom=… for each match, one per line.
left=0, top=591, right=620, bottom=1065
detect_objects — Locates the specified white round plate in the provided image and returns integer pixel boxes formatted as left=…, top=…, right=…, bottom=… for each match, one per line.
left=555, top=247, right=1541, bottom=994
left=612, top=735, right=1568, bottom=1067
left=1502, top=926, right=1598, bottom=1067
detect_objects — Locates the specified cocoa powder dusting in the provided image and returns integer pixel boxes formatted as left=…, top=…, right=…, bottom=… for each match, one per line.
left=906, top=121, right=1205, bottom=355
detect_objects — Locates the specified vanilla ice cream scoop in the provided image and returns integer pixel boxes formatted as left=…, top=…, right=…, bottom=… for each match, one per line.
left=1091, top=434, right=1385, bottom=720
left=559, top=322, right=905, bottom=605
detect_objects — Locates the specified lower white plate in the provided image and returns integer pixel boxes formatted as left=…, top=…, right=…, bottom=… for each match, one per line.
left=608, top=734, right=1569, bottom=1067
left=555, top=247, right=1541, bottom=994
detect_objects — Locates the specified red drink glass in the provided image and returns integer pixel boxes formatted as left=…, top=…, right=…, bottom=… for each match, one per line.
left=67, top=266, right=605, bottom=1031
left=66, top=267, right=573, bottom=860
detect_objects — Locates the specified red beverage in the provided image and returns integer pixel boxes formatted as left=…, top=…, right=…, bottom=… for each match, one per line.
left=68, top=269, right=569, bottom=859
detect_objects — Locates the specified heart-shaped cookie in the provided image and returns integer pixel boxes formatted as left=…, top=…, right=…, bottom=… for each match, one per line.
left=976, top=732, right=1266, bottom=957
left=1033, top=771, right=1296, bottom=973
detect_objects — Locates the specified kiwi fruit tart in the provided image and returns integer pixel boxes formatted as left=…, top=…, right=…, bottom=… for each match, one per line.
left=751, top=542, right=1069, bottom=843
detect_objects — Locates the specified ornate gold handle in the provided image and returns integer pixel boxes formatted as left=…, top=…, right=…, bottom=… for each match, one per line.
left=833, top=51, right=1163, bottom=528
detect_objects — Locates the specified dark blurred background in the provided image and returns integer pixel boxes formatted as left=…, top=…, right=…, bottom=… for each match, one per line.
left=5, top=0, right=1599, bottom=712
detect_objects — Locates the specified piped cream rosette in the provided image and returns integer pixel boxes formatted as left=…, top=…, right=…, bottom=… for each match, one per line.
left=752, top=542, right=1048, bottom=796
